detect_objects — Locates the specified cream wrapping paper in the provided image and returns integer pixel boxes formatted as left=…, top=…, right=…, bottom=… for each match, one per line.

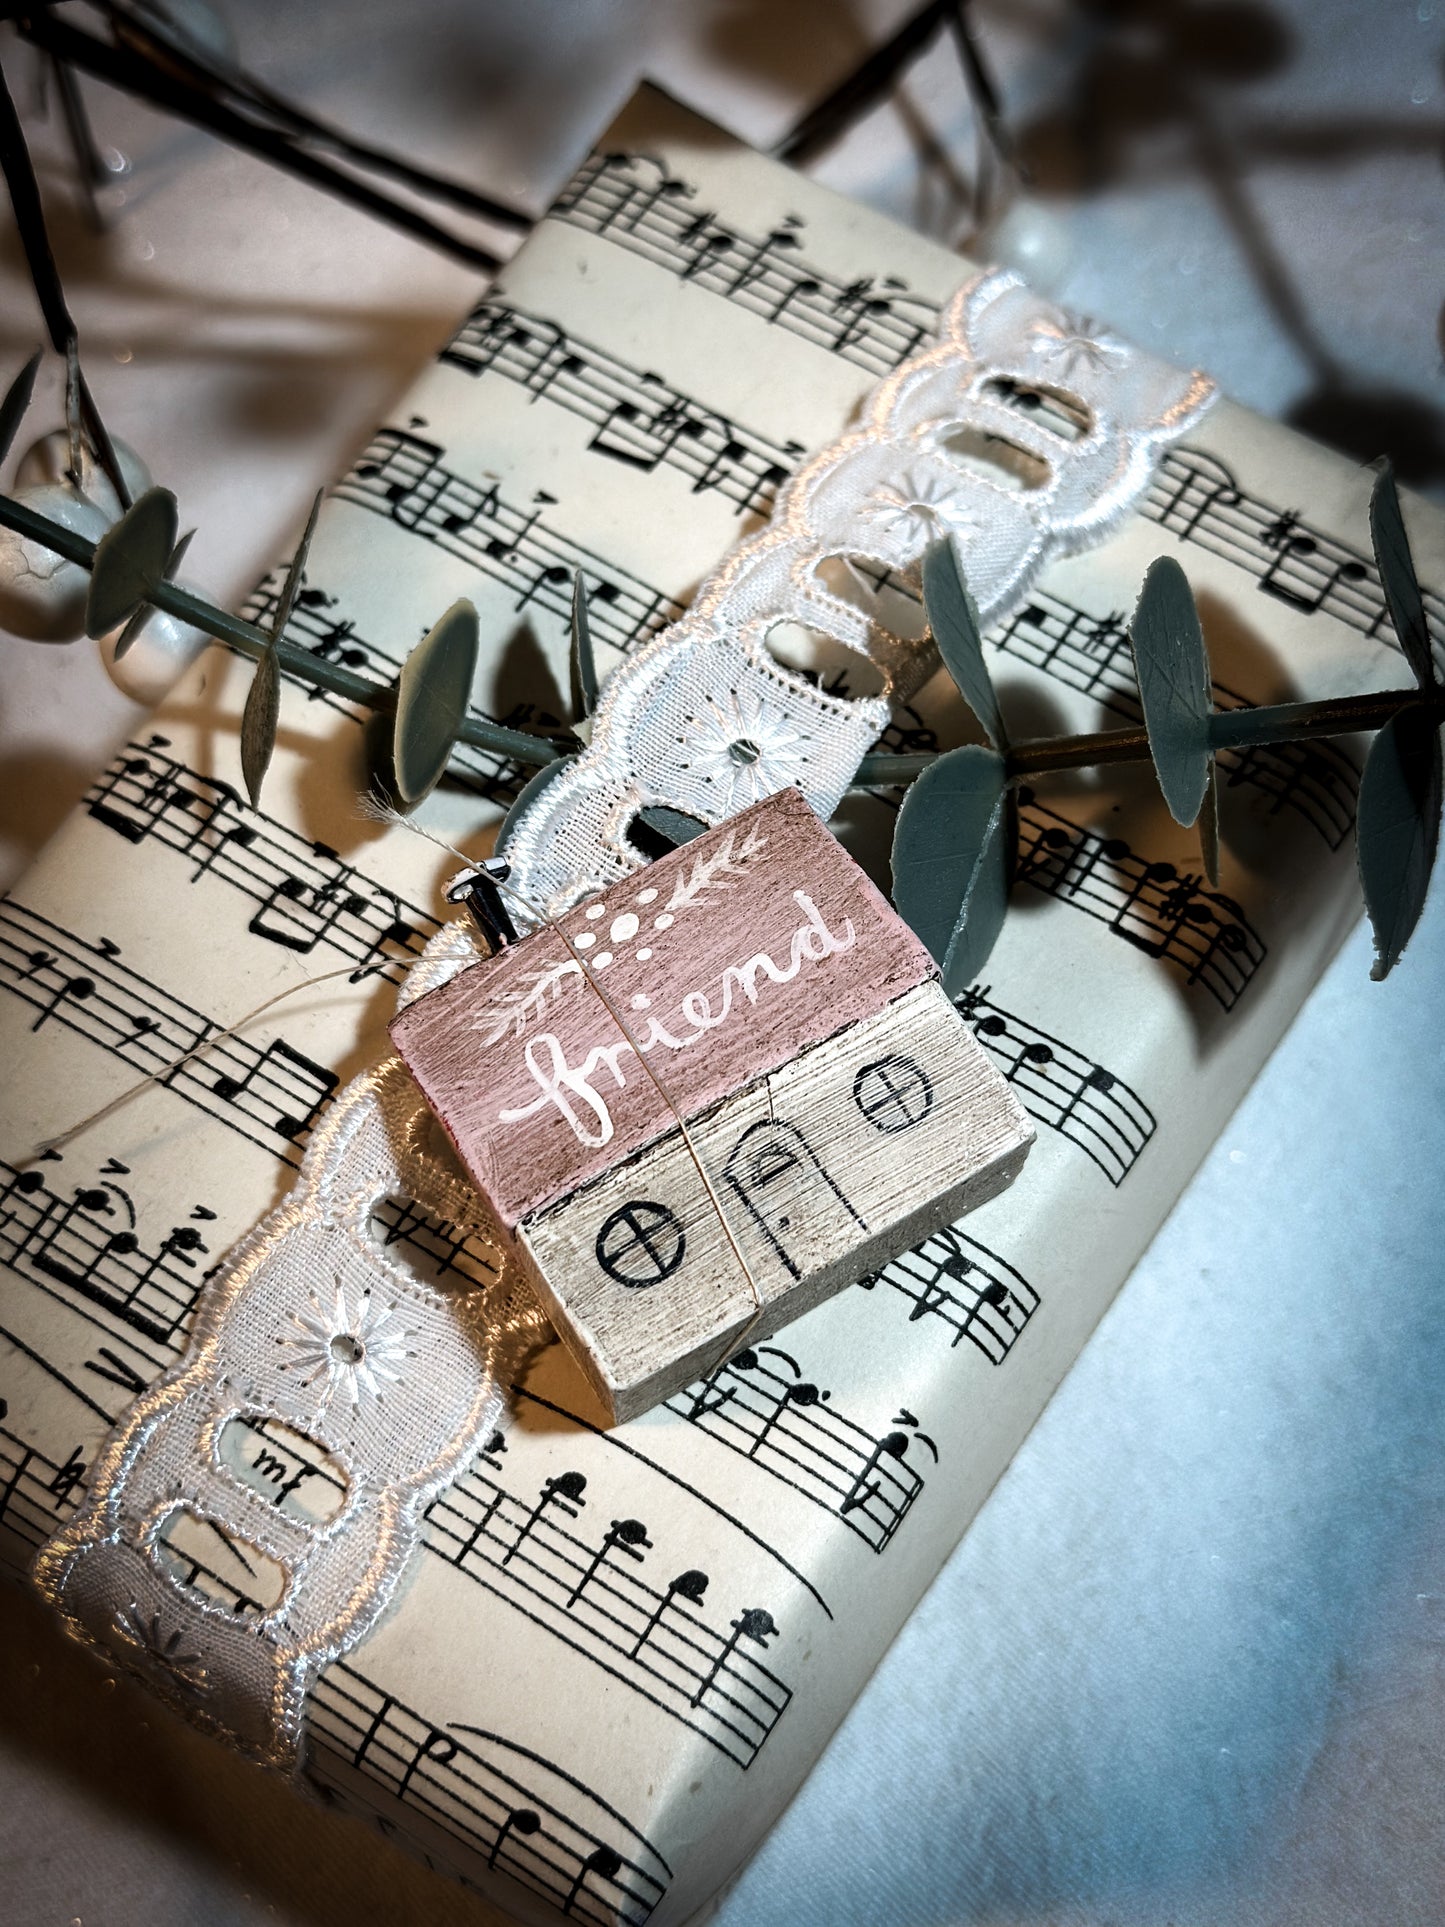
left=2, top=85, right=1442, bottom=1927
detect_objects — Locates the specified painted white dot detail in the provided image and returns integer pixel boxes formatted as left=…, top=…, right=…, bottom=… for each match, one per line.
left=636, top=947, right=652, bottom=962
left=593, top=952, right=613, bottom=968
left=653, top=914, right=674, bottom=931
left=584, top=903, right=605, bottom=920
left=574, top=932, right=595, bottom=949
left=638, top=888, right=658, bottom=904
left=610, top=911, right=639, bottom=943
left=630, top=992, right=650, bottom=1010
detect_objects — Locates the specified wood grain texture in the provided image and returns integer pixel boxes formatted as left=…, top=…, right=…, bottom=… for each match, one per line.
left=518, top=981, right=1035, bottom=1423
left=390, top=789, right=936, bottom=1228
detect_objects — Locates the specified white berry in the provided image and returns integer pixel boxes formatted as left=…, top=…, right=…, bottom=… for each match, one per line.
left=0, top=483, right=115, bottom=642
left=99, top=581, right=212, bottom=704
left=14, top=431, right=152, bottom=522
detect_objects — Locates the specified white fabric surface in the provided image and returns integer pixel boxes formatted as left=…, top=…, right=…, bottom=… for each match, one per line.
left=2, top=2, right=1443, bottom=1921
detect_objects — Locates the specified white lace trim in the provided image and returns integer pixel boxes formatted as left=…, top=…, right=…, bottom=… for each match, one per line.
left=36, top=267, right=1213, bottom=1763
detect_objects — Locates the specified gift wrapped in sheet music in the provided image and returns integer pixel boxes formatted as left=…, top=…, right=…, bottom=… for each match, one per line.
left=2, top=85, right=1442, bottom=1927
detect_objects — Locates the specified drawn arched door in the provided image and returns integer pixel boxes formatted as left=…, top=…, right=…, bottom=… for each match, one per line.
left=723, top=1119, right=865, bottom=1279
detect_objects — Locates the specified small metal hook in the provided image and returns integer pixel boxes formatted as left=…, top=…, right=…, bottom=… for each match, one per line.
left=445, top=856, right=519, bottom=955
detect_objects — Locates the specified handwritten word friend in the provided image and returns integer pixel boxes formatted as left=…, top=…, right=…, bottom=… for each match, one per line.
left=495, top=892, right=855, bottom=1145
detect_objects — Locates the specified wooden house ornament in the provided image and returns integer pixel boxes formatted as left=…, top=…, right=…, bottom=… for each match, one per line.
left=391, top=790, right=1034, bottom=1423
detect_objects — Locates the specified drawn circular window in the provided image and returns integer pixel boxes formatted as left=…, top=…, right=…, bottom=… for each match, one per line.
left=595, top=1200, right=687, bottom=1288
left=853, top=1055, right=933, bottom=1134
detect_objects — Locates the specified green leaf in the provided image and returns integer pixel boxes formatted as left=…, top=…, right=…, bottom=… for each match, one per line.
left=497, top=750, right=577, bottom=852
left=166, top=527, right=196, bottom=576
left=392, top=598, right=480, bottom=808
left=569, top=569, right=599, bottom=722
left=1356, top=702, right=1442, bottom=980
left=1197, top=759, right=1221, bottom=889
left=241, top=644, right=281, bottom=808
left=891, top=742, right=1012, bottom=994
left=0, top=347, right=42, bottom=467
left=1129, top=555, right=1213, bottom=826
left=922, top=537, right=1007, bottom=750
left=270, top=488, right=323, bottom=646
left=111, top=599, right=151, bottom=663
left=1369, top=461, right=1435, bottom=689
left=84, top=485, right=178, bottom=637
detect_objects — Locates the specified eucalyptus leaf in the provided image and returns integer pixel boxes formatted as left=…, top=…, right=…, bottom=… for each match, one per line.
left=111, top=598, right=151, bottom=663
left=241, top=644, right=281, bottom=808
left=1356, top=702, right=1442, bottom=980
left=1197, top=759, right=1221, bottom=888
left=1129, top=555, right=1212, bottom=826
left=891, top=742, right=1012, bottom=994
left=392, top=598, right=480, bottom=808
left=922, top=536, right=1007, bottom=750
left=497, top=750, right=577, bottom=852
left=84, top=485, right=178, bottom=637
left=1369, top=461, right=1435, bottom=689
left=569, top=569, right=599, bottom=722
left=0, top=347, right=42, bottom=467
left=270, top=488, right=323, bottom=646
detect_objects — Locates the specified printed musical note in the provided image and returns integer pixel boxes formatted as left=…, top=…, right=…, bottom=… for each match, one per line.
left=83, top=741, right=435, bottom=983
left=305, top=1662, right=672, bottom=1926
left=990, top=591, right=1359, bottom=851
left=443, top=297, right=807, bottom=519
left=954, top=984, right=1157, bottom=1186
left=552, top=151, right=935, bottom=379
left=337, top=428, right=681, bottom=656
left=0, top=900, right=336, bottom=1163
left=859, top=1228, right=1041, bottom=1365
left=0, top=1156, right=207, bottom=1357
left=664, top=1344, right=929, bottom=1554
left=1145, top=447, right=1445, bottom=665
left=424, top=1458, right=791, bottom=1768
left=1012, top=794, right=1267, bottom=1011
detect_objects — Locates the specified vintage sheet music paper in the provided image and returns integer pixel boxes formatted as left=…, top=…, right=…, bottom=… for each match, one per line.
left=2, top=85, right=1442, bottom=1927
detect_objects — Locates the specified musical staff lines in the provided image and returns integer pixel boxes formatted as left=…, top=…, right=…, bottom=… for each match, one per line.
left=859, top=1228, right=1039, bottom=1364
left=1147, top=446, right=1445, bottom=665
left=0, top=900, right=338, bottom=1164
left=0, top=1157, right=208, bottom=1356
left=424, top=1453, right=790, bottom=1768
left=442, top=297, right=805, bottom=519
left=956, top=984, right=1156, bottom=1186
left=85, top=738, right=434, bottom=983
left=993, top=590, right=1359, bottom=850
left=0, top=1420, right=81, bottom=1576
left=241, top=577, right=555, bottom=809
left=334, top=428, right=682, bottom=655
left=551, top=151, right=937, bottom=380
left=309, top=1664, right=672, bottom=1926
left=1016, top=793, right=1266, bottom=1010
left=665, top=1344, right=933, bottom=1556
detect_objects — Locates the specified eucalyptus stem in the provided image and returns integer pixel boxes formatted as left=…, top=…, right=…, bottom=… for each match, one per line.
left=853, top=687, right=1436, bottom=789
left=3, top=485, right=1434, bottom=800
left=0, top=489, right=562, bottom=767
